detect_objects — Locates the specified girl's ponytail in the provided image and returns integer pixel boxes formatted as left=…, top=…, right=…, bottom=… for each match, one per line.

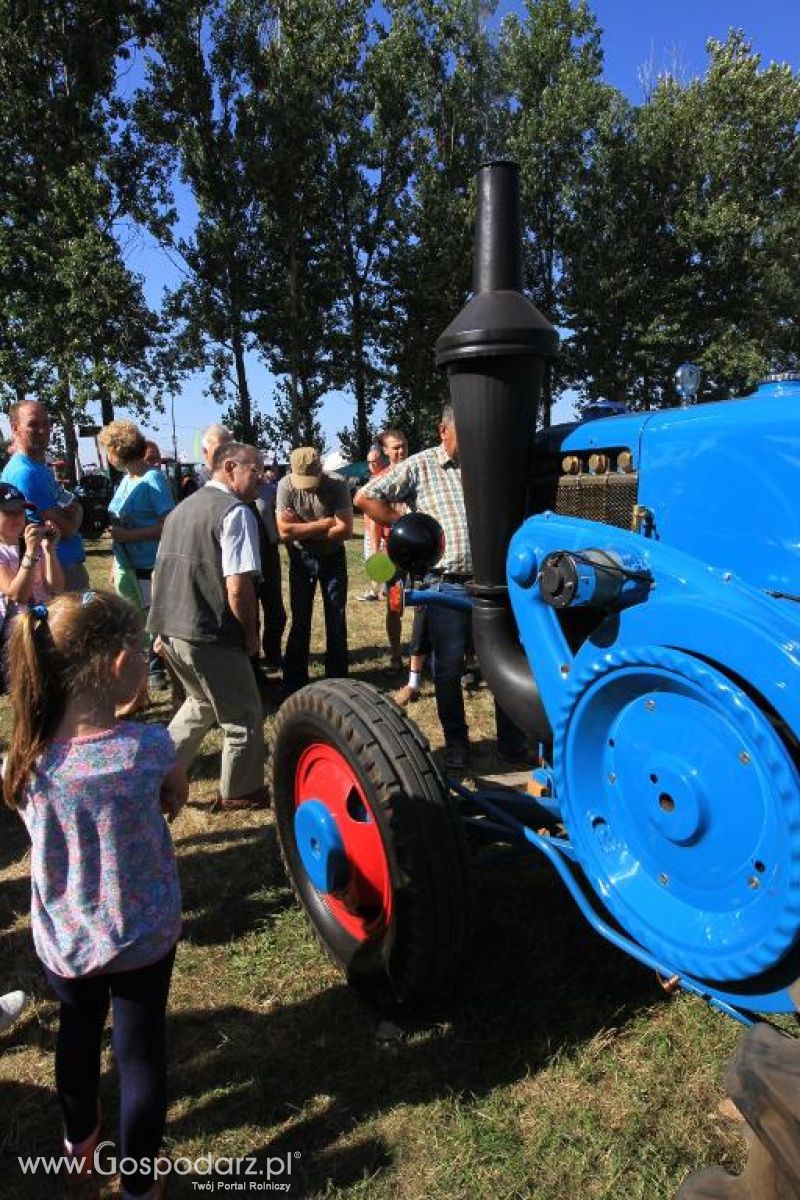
left=3, top=591, right=141, bottom=809
left=3, top=607, right=65, bottom=809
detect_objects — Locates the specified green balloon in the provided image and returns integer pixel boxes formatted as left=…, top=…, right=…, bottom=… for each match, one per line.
left=365, top=552, right=396, bottom=583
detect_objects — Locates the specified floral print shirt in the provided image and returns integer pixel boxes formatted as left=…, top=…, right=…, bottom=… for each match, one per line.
left=18, top=722, right=181, bottom=977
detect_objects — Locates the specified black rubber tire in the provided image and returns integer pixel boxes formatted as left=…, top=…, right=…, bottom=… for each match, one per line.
left=270, top=679, right=474, bottom=1003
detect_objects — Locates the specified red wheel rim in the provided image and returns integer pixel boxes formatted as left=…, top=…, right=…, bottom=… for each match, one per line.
left=294, top=742, right=393, bottom=942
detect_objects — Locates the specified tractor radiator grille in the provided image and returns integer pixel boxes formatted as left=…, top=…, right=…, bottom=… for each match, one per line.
left=531, top=473, right=640, bottom=530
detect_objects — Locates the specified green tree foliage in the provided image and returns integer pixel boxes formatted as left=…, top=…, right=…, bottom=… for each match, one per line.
left=563, top=31, right=800, bottom=408
left=0, top=0, right=163, bottom=476
left=380, top=0, right=498, bottom=451
left=250, top=0, right=363, bottom=454
left=136, top=0, right=270, bottom=443
left=330, top=4, right=434, bottom=458
left=3, top=2, right=799, bottom=450
left=501, top=0, right=613, bottom=421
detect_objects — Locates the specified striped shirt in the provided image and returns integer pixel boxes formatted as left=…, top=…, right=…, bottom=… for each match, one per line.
left=359, top=444, right=471, bottom=575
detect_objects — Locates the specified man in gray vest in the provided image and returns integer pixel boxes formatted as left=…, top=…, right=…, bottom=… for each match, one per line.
left=149, top=441, right=268, bottom=810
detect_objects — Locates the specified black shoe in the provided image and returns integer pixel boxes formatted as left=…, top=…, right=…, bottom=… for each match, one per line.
left=461, top=668, right=482, bottom=690
left=443, top=742, right=470, bottom=772
left=497, top=744, right=534, bottom=769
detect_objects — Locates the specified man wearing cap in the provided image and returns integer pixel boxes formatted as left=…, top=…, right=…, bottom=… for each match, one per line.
left=276, top=447, right=353, bottom=694
left=2, top=400, right=88, bottom=589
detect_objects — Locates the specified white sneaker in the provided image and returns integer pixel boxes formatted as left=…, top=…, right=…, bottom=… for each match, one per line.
left=0, top=990, right=29, bottom=1032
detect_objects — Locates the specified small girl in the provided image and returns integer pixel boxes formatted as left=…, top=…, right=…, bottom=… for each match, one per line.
left=0, top=480, right=64, bottom=644
left=4, top=590, right=187, bottom=1199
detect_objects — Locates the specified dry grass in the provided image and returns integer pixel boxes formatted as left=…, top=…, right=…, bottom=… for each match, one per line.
left=0, top=531, right=756, bottom=1198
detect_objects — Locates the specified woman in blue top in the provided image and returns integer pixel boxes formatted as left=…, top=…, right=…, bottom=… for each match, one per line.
left=99, top=422, right=175, bottom=702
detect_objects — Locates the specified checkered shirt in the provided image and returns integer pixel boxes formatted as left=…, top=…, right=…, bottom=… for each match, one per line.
left=358, top=444, right=471, bottom=575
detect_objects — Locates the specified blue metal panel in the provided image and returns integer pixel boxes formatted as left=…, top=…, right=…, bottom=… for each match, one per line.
left=559, top=411, right=650, bottom=463
left=504, top=509, right=800, bottom=1012
left=556, top=379, right=800, bottom=592
left=639, top=381, right=800, bottom=592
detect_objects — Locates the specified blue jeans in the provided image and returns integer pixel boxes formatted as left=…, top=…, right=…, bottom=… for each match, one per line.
left=424, top=579, right=526, bottom=754
left=284, top=545, right=349, bottom=692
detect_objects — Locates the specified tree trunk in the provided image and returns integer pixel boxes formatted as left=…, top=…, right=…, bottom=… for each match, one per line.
left=56, top=370, right=79, bottom=485
left=299, top=369, right=315, bottom=444
left=351, top=286, right=369, bottom=458
left=541, top=362, right=552, bottom=429
left=232, top=325, right=253, bottom=443
left=289, top=366, right=301, bottom=446
left=97, top=381, right=114, bottom=426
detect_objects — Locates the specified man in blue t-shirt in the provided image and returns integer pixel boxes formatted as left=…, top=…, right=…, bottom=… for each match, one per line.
left=2, top=400, right=88, bottom=589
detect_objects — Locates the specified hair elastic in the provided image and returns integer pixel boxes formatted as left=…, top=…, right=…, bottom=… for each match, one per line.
left=30, top=604, right=48, bottom=620
left=81, top=591, right=97, bottom=605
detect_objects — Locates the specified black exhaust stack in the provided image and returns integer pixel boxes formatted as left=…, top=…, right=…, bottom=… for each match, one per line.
left=435, top=161, right=558, bottom=738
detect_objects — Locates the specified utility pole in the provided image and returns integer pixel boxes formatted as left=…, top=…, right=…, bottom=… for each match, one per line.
left=170, top=393, right=178, bottom=463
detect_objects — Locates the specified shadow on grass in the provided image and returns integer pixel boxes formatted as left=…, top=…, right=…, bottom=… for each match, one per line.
left=0, top=803, right=30, bottom=874
left=178, top=824, right=293, bottom=947
left=1, top=1080, right=67, bottom=1200
left=2, top=835, right=666, bottom=1199
left=156, top=854, right=662, bottom=1196
left=0, top=656, right=664, bottom=1199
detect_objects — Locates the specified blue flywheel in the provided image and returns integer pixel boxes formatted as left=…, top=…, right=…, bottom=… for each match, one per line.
left=556, top=647, right=800, bottom=983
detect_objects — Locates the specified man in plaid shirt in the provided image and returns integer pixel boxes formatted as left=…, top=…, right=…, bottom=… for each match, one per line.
left=357, top=405, right=527, bottom=772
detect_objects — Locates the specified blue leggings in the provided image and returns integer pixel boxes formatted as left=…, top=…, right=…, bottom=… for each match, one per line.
left=42, top=947, right=176, bottom=1197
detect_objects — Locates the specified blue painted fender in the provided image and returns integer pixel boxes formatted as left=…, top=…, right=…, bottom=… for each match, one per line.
left=506, top=512, right=800, bottom=1006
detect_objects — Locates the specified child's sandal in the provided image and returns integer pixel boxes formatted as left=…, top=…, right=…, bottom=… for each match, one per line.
left=61, top=1120, right=101, bottom=1192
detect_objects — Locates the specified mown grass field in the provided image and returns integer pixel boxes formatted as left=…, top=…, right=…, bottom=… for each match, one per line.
left=0, top=530, right=763, bottom=1198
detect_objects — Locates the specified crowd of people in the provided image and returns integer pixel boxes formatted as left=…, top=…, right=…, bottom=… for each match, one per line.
left=0, top=398, right=531, bottom=1198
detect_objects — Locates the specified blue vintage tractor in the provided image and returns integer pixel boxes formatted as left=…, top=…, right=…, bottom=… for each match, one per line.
left=271, top=161, right=800, bottom=1022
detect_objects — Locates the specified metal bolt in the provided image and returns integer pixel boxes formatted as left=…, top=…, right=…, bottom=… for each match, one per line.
left=645, top=699, right=656, bottom=711
left=560, top=663, right=571, bottom=676
left=658, top=873, right=669, bottom=886
left=608, top=773, right=616, bottom=784
left=739, top=751, right=751, bottom=765
left=722, top=572, right=732, bottom=583
left=748, top=876, right=760, bottom=890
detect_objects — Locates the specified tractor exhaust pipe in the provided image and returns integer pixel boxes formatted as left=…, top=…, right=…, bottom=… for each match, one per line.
left=435, top=161, right=558, bottom=739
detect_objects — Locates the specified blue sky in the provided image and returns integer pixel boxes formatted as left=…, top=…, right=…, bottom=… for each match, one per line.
left=68, top=1, right=800, bottom=464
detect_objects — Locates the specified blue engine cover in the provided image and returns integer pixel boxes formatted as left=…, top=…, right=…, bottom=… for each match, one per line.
left=557, top=376, right=800, bottom=593
left=510, top=382, right=800, bottom=1012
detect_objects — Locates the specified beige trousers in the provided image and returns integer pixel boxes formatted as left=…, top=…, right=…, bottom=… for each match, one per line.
left=163, top=637, right=265, bottom=800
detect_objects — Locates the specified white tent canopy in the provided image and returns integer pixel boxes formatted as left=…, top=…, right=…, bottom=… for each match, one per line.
left=323, top=450, right=348, bottom=471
